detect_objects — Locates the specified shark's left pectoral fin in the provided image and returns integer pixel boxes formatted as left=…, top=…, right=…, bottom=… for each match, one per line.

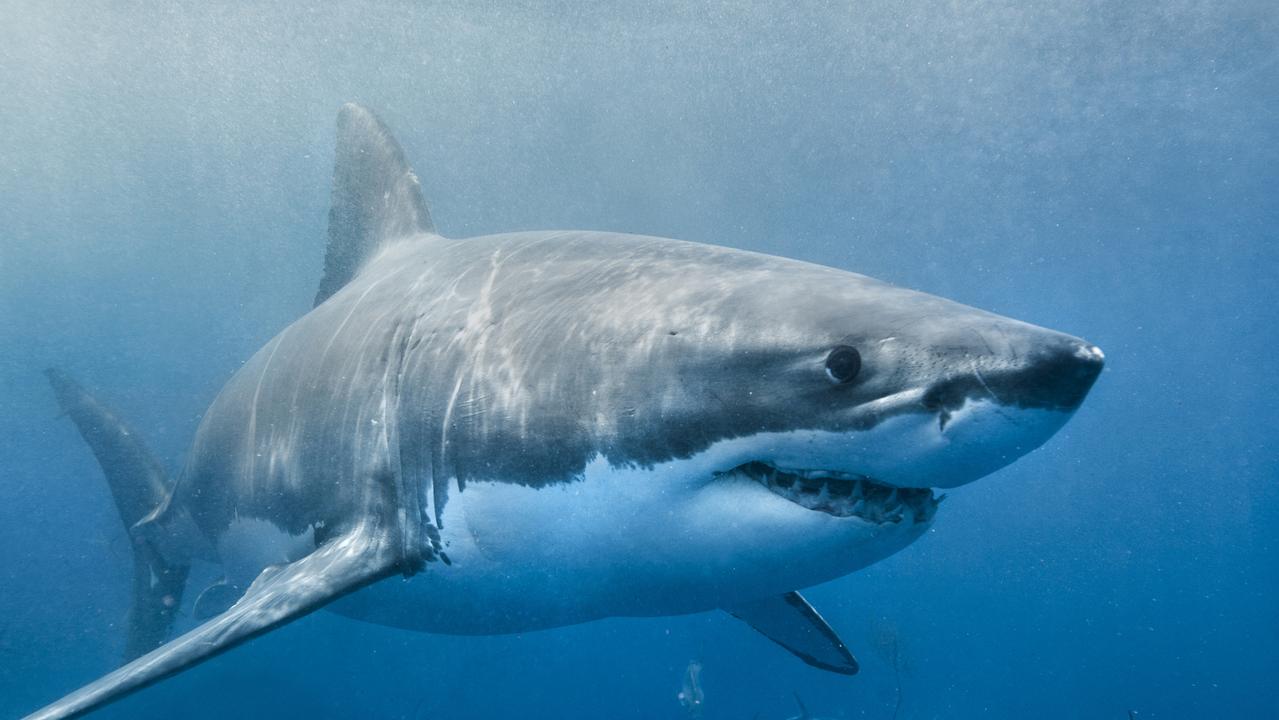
left=724, top=592, right=859, bottom=675
left=23, top=524, right=401, bottom=720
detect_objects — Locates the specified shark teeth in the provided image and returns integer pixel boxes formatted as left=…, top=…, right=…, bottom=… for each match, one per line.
left=726, top=461, right=940, bottom=525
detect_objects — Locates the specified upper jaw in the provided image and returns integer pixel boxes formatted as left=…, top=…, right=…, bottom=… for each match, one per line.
left=722, top=461, right=942, bottom=525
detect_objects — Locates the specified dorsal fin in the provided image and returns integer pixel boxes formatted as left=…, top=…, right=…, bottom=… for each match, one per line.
left=314, top=103, right=434, bottom=306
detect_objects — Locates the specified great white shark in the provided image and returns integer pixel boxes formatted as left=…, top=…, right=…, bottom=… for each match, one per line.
left=26, top=104, right=1103, bottom=719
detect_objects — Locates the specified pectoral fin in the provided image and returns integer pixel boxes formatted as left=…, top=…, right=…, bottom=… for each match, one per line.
left=23, top=524, right=400, bottom=720
left=724, top=591, right=859, bottom=675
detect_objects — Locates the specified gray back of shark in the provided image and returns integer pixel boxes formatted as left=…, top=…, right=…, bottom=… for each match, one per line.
left=27, top=104, right=1102, bottom=720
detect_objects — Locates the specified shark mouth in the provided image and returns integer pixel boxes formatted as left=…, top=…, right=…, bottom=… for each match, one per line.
left=727, top=461, right=942, bottom=525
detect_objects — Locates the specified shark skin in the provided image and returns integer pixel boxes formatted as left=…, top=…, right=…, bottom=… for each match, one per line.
left=25, top=104, right=1103, bottom=719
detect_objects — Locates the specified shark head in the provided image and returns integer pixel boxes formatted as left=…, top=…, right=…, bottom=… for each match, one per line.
left=578, top=244, right=1105, bottom=602
left=668, top=252, right=1106, bottom=493
left=407, top=234, right=1104, bottom=619
left=659, top=254, right=1099, bottom=585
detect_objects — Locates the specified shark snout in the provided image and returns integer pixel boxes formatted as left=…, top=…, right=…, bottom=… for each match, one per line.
left=920, top=334, right=1104, bottom=416
left=887, top=336, right=1104, bottom=490
left=1007, top=338, right=1105, bottom=411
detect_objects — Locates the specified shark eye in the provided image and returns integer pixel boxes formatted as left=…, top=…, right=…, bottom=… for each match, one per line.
left=824, top=345, right=862, bottom=384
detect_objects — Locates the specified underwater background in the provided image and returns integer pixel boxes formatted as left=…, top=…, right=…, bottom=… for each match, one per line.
left=1, top=2, right=1275, bottom=718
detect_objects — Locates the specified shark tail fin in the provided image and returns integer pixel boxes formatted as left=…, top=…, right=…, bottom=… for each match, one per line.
left=44, top=368, right=191, bottom=661
left=313, top=102, right=435, bottom=307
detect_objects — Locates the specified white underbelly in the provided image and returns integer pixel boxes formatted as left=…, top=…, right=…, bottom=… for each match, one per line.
left=327, top=442, right=923, bottom=635
left=330, top=469, right=724, bottom=634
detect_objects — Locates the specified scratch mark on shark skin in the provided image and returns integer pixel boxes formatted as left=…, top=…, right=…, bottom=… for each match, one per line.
left=439, top=248, right=507, bottom=480
left=246, top=333, right=288, bottom=493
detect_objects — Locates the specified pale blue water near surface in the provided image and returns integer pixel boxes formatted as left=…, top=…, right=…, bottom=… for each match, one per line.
left=1, top=3, right=1275, bottom=718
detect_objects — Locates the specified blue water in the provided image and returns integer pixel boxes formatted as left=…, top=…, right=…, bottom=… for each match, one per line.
left=1, top=3, right=1275, bottom=718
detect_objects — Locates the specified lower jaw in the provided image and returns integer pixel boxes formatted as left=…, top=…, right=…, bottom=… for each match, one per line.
left=722, top=461, right=942, bottom=525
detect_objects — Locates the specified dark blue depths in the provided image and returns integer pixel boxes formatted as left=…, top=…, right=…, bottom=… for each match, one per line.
left=1, top=2, right=1275, bottom=718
